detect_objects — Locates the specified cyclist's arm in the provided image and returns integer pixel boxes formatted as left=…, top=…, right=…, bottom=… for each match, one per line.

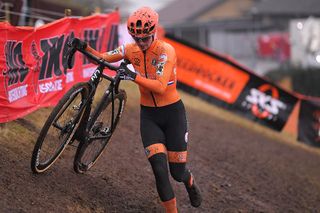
left=135, top=51, right=175, bottom=94
left=86, top=45, right=125, bottom=63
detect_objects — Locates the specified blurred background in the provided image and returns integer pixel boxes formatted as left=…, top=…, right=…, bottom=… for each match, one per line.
left=1, top=0, right=320, bottom=97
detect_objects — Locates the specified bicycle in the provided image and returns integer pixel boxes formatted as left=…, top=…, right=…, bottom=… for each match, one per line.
left=31, top=39, right=130, bottom=174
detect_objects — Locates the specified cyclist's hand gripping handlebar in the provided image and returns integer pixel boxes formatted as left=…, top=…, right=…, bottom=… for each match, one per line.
left=65, top=38, right=133, bottom=76
left=118, top=61, right=136, bottom=81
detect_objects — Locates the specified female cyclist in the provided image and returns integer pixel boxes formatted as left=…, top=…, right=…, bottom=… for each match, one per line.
left=73, top=6, right=202, bottom=212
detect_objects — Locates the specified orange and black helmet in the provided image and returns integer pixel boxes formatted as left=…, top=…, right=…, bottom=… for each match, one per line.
left=127, top=7, right=159, bottom=38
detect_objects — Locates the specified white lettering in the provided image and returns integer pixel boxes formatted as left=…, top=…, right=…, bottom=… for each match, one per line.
left=91, top=69, right=101, bottom=82
left=39, top=80, right=63, bottom=94
left=246, top=88, right=287, bottom=115
left=118, top=100, right=125, bottom=118
left=8, top=85, right=28, bottom=103
left=66, top=72, right=74, bottom=83
left=83, top=67, right=95, bottom=78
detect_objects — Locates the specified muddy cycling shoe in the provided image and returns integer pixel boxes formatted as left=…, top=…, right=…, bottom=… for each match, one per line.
left=185, top=180, right=202, bottom=207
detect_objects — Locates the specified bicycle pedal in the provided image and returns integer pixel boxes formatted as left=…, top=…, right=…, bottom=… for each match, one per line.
left=72, top=105, right=80, bottom=110
left=92, top=122, right=103, bottom=134
left=100, top=127, right=110, bottom=136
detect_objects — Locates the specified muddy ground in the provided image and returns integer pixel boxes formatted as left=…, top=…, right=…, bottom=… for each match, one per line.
left=1, top=84, right=320, bottom=213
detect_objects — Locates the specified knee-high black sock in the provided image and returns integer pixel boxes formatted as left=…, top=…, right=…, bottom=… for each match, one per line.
left=149, top=153, right=175, bottom=201
left=169, top=163, right=192, bottom=186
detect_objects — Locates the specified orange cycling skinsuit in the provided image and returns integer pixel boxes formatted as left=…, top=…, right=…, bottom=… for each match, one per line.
left=72, top=6, right=202, bottom=213
left=89, top=40, right=180, bottom=107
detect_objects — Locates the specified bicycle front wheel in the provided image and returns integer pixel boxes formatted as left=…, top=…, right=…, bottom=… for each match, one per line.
left=73, top=90, right=126, bottom=173
left=31, top=83, right=90, bottom=174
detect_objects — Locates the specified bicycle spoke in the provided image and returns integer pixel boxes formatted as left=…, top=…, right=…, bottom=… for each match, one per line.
left=31, top=83, right=90, bottom=173
left=52, top=122, right=63, bottom=130
left=74, top=90, right=126, bottom=173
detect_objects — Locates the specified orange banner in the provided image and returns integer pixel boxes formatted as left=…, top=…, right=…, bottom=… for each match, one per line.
left=163, top=37, right=249, bottom=104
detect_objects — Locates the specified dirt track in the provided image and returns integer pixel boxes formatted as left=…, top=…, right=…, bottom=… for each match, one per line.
left=1, top=85, right=320, bottom=213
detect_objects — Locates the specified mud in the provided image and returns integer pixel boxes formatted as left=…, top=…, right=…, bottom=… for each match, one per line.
left=1, top=91, right=320, bottom=213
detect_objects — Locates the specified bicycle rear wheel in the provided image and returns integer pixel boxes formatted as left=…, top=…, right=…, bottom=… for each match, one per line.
left=73, top=90, right=126, bottom=173
left=31, top=83, right=90, bottom=174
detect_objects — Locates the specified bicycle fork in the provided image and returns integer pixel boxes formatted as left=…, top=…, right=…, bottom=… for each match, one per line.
left=70, top=97, right=93, bottom=145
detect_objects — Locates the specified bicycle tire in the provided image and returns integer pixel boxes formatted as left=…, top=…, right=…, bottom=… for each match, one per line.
left=31, top=83, right=90, bottom=174
left=73, top=89, right=127, bottom=173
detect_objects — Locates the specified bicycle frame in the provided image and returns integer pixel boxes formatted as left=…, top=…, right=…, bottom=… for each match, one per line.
left=72, top=63, right=122, bottom=143
left=64, top=39, right=131, bottom=144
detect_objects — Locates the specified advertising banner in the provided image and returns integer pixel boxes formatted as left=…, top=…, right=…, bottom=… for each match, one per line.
left=163, top=36, right=250, bottom=104
left=233, top=76, right=299, bottom=131
left=298, top=100, right=320, bottom=147
left=164, top=35, right=298, bottom=131
left=0, top=11, right=119, bottom=123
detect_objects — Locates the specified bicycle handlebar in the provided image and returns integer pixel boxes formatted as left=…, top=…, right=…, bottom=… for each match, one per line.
left=66, top=39, right=131, bottom=72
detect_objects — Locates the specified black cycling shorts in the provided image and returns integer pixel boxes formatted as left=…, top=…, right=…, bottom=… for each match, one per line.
left=140, top=100, right=189, bottom=155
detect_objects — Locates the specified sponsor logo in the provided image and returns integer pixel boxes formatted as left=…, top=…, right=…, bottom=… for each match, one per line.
left=90, top=69, right=101, bottom=82
left=118, top=100, right=125, bottom=118
left=176, top=55, right=249, bottom=104
left=35, top=149, right=41, bottom=166
left=39, top=79, right=62, bottom=93
left=185, top=132, right=188, bottom=143
left=36, top=32, right=75, bottom=94
left=243, top=84, right=286, bottom=120
left=156, top=62, right=165, bottom=76
left=159, top=54, right=167, bottom=62
left=177, top=153, right=185, bottom=162
left=107, top=48, right=120, bottom=55
left=152, top=58, right=157, bottom=66
left=156, top=54, right=167, bottom=76
left=177, top=57, right=237, bottom=91
left=133, top=58, right=140, bottom=66
left=39, top=33, right=74, bottom=80
left=8, top=85, right=28, bottom=102
left=4, top=40, right=29, bottom=102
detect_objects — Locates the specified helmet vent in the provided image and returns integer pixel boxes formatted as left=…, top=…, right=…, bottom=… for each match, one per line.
left=136, top=20, right=142, bottom=28
left=127, top=7, right=159, bottom=37
left=149, top=25, right=155, bottom=33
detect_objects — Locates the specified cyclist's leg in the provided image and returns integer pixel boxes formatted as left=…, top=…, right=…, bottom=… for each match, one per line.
left=164, top=101, right=191, bottom=183
left=165, top=100, right=202, bottom=207
left=140, top=107, right=177, bottom=211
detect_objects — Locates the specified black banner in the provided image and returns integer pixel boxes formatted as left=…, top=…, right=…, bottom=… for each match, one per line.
left=233, top=75, right=298, bottom=131
left=298, top=100, right=320, bottom=147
